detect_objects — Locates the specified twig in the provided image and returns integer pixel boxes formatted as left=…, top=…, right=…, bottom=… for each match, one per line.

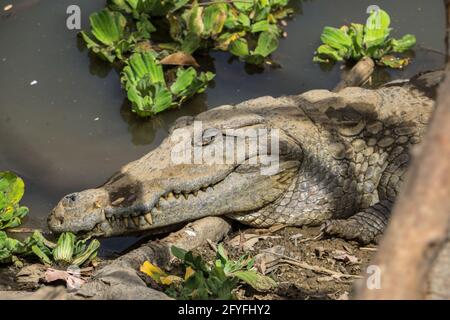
left=359, top=247, right=378, bottom=252
left=260, top=249, right=362, bottom=279
left=280, top=259, right=362, bottom=279
left=206, top=238, right=218, bottom=252
left=6, top=227, right=48, bottom=234
left=296, top=232, right=324, bottom=243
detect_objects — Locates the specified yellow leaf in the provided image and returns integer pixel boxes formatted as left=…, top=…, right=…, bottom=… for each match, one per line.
left=184, top=266, right=195, bottom=280
left=140, top=261, right=166, bottom=283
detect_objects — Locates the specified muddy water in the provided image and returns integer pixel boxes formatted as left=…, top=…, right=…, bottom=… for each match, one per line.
left=0, top=0, right=445, bottom=255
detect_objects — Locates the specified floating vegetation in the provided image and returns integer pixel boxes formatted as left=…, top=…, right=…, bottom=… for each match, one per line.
left=0, top=172, right=29, bottom=230
left=80, top=0, right=293, bottom=117
left=0, top=230, right=100, bottom=267
left=314, top=8, right=416, bottom=69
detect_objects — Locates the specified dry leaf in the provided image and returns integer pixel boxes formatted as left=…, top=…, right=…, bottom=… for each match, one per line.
left=160, top=52, right=200, bottom=67
left=44, top=268, right=86, bottom=291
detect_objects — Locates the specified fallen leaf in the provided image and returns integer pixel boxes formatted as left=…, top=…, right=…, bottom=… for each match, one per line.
left=44, top=268, right=86, bottom=291
left=160, top=52, right=200, bottom=67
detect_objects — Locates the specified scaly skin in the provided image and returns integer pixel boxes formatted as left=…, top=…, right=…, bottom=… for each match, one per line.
left=47, top=72, right=440, bottom=243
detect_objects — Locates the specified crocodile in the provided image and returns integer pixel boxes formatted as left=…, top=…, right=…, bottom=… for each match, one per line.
left=47, top=71, right=441, bottom=244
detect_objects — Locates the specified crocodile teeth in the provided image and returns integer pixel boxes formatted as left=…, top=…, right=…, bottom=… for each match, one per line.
left=174, top=193, right=180, bottom=199
left=206, top=186, right=213, bottom=192
left=144, top=213, right=153, bottom=225
left=193, top=191, right=198, bottom=197
left=200, top=187, right=207, bottom=192
left=166, top=192, right=175, bottom=201
left=131, top=216, right=140, bottom=226
left=111, top=197, right=125, bottom=206
left=124, top=218, right=130, bottom=228
left=182, top=193, right=188, bottom=200
left=139, top=216, right=147, bottom=227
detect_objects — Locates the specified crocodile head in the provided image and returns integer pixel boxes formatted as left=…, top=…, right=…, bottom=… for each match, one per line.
left=48, top=97, right=308, bottom=237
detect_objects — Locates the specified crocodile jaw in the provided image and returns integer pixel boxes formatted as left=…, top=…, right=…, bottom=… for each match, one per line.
left=49, top=160, right=299, bottom=237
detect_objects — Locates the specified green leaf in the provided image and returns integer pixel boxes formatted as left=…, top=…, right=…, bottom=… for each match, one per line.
left=229, top=38, right=249, bottom=57
left=72, top=239, right=101, bottom=266
left=203, top=4, right=228, bottom=37
left=186, top=4, right=204, bottom=36
left=32, top=244, right=53, bottom=265
left=133, top=0, right=175, bottom=17
left=125, top=52, right=165, bottom=86
left=314, top=44, right=344, bottom=63
left=181, top=32, right=201, bottom=54
left=0, top=231, right=25, bottom=263
left=391, top=34, right=416, bottom=53
left=253, top=31, right=279, bottom=57
left=53, top=232, right=76, bottom=264
left=237, top=13, right=251, bottom=28
left=136, top=15, right=156, bottom=39
left=232, top=0, right=254, bottom=13
left=152, top=85, right=173, bottom=113
left=0, top=172, right=25, bottom=208
left=170, top=67, right=197, bottom=96
left=233, top=270, right=277, bottom=291
left=320, top=26, right=352, bottom=52
left=89, top=9, right=127, bottom=46
left=364, top=9, right=391, bottom=48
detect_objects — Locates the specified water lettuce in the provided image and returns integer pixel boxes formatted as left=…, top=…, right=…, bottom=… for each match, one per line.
left=314, top=9, right=416, bottom=69
left=81, top=0, right=293, bottom=117
left=0, top=172, right=29, bottom=230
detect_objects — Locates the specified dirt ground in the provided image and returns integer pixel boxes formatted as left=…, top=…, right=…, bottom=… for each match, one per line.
left=192, top=225, right=377, bottom=300
left=0, top=225, right=376, bottom=300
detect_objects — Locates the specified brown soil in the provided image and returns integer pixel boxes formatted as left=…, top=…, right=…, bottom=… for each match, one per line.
left=192, top=225, right=376, bottom=300
left=1, top=226, right=376, bottom=300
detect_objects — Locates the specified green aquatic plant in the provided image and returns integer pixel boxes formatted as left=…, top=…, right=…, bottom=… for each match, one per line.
left=80, top=9, right=131, bottom=63
left=80, top=0, right=293, bottom=117
left=121, top=52, right=214, bottom=116
left=0, top=230, right=100, bottom=267
left=0, top=172, right=29, bottom=230
left=314, top=8, right=416, bottom=69
left=140, top=244, right=276, bottom=300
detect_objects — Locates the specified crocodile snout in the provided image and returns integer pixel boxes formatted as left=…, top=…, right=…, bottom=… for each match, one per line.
left=48, top=189, right=109, bottom=234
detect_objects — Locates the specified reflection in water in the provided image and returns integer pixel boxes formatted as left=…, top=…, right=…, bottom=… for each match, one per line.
left=120, top=94, right=209, bottom=145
